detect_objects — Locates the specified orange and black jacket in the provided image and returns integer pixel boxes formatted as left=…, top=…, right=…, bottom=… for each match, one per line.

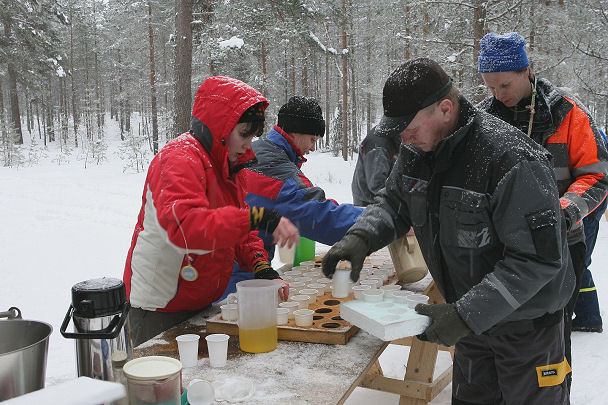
left=481, top=78, right=608, bottom=245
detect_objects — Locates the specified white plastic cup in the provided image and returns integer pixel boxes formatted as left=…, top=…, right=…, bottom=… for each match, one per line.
left=300, top=260, right=316, bottom=269
left=360, top=279, right=378, bottom=290
left=220, top=303, right=238, bottom=321
left=381, top=284, right=402, bottom=293
left=176, top=334, right=200, bottom=368
left=290, top=295, right=310, bottom=309
left=279, top=301, right=299, bottom=319
left=288, top=281, right=306, bottom=290
left=307, top=283, right=327, bottom=294
left=293, top=309, right=314, bottom=327
left=276, top=307, right=289, bottom=325
left=391, top=290, right=412, bottom=304
left=295, top=276, right=314, bottom=283
left=187, top=379, right=215, bottom=405
left=352, top=284, right=371, bottom=300
left=226, top=293, right=238, bottom=304
left=205, top=333, right=229, bottom=368
left=332, top=269, right=352, bottom=298
left=406, top=294, right=430, bottom=309
left=278, top=242, right=296, bottom=264
left=363, top=289, right=385, bottom=303
left=368, top=276, right=384, bottom=289
left=299, top=289, right=319, bottom=303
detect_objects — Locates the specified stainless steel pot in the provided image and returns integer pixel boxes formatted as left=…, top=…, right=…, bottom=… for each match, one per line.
left=0, top=307, right=52, bottom=401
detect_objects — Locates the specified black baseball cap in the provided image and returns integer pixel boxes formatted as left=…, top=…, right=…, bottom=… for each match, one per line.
left=377, top=58, right=452, bottom=135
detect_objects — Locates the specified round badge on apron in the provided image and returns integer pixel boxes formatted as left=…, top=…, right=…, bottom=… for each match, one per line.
left=180, top=265, right=198, bottom=281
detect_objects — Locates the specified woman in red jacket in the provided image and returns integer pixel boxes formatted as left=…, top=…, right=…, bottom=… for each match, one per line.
left=124, top=76, right=298, bottom=346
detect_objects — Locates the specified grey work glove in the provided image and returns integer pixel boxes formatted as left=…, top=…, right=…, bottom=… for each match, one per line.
left=415, top=303, right=470, bottom=346
left=322, top=231, right=370, bottom=282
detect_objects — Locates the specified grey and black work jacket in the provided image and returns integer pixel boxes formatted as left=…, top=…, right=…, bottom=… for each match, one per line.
left=349, top=98, right=575, bottom=335
left=351, top=126, right=402, bottom=206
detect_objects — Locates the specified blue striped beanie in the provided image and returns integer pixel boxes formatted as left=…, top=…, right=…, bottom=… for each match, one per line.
left=478, top=32, right=529, bottom=73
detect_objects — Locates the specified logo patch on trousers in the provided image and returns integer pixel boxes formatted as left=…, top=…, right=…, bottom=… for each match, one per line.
left=536, top=357, right=571, bottom=387
left=542, top=369, right=557, bottom=377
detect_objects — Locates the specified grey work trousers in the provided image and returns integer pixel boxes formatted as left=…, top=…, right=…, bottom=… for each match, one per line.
left=452, top=318, right=570, bottom=405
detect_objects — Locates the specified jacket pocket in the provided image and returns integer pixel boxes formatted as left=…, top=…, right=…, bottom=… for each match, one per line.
left=400, top=175, right=428, bottom=227
left=440, top=187, right=493, bottom=250
left=526, top=209, right=560, bottom=262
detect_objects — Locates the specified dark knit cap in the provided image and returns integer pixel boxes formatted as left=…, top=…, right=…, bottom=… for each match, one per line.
left=277, top=96, right=325, bottom=137
left=478, top=32, right=529, bottom=73
left=239, top=102, right=266, bottom=123
left=377, top=58, right=452, bottom=135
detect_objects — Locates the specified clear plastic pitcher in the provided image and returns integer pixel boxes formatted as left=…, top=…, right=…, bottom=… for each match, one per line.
left=236, top=280, right=278, bottom=353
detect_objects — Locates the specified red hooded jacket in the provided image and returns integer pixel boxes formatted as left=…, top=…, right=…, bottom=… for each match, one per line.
left=123, top=76, right=269, bottom=312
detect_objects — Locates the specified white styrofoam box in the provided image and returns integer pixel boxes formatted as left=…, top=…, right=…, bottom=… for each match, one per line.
left=340, top=299, right=431, bottom=341
left=2, top=377, right=126, bottom=405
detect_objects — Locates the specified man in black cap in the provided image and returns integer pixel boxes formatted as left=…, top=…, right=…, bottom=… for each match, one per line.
left=323, top=58, right=574, bottom=404
left=243, top=96, right=363, bottom=263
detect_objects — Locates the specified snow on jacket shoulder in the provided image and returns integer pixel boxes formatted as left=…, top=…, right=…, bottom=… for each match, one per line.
left=124, top=76, right=269, bottom=312
left=351, top=98, right=574, bottom=335
left=245, top=126, right=363, bottom=247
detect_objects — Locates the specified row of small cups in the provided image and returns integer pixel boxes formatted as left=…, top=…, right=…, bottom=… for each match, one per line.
left=353, top=285, right=429, bottom=308
left=276, top=305, right=313, bottom=327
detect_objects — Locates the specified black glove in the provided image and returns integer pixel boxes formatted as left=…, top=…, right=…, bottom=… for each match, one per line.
left=249, top=207, right=281, bottom=234
left=562, top=206, right=576, bottom=232
left=253, top=260, right=281, bottom=280
left=415, top=303, right=470, bottom=346
left=322, top=230, right=370, bottom=282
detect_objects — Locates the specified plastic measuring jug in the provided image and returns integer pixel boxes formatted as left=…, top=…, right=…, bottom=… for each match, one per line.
left=236, top=279, right=278, bottom=353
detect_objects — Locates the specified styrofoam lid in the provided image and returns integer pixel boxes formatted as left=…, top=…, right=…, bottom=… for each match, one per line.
left=123, top=356, right=182, bottom=380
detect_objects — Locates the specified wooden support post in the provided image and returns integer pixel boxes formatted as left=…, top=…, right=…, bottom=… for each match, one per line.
left=339, top=282, right=453, bottom=405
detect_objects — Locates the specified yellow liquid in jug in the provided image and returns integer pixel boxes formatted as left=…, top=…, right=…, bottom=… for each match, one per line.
left=239, top=326, right=278, bottom=353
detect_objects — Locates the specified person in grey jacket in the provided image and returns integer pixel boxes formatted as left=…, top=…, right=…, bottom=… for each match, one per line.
left=323, top=58, right=574, bottom=404
left=351, top=125, right=401, bottom=206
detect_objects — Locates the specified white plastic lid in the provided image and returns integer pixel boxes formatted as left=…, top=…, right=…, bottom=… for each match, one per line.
left=123, top=356, right=182, bottom=380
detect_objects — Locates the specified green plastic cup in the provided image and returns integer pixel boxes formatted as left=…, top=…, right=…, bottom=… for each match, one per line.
left=293, top=237, right=315, bottom=266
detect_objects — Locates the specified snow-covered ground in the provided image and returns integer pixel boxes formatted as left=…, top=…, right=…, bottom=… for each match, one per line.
left=2, top=125, right=607, bottom=404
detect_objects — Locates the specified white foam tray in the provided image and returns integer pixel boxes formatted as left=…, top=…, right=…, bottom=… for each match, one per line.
left=340, top=299, right=431, bottom=341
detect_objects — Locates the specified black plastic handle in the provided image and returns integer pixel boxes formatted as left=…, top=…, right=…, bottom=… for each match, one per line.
left=60, top=302, right=130, bottom=339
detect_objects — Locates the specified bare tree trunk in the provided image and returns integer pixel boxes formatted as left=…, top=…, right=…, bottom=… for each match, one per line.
left=46, top=84, right=55, bottom=143
left=472, top=0, right=487, bottom=102
left=303, top=49, right=309, bottom=97
left=0, top=78, right=7, bottom=141
left=261, top=40, right=267, bottom=97
left=529, top=1, right=536, bottom=72
left=35, top=101, right=42, bottom=141
left=148, top=1, right=159, bottom=154
left=93, top=4, right=103, bottom=137
left=3, top=16, right=23, bottom=144
left=405, top=3, right=411, bottom=59
left=291, top=44, right=296, bottom=94
left=6, top=65, right=22, bottom=144
left=173, top=0, right=193, bottom=137
left=325, top=51, right=330, bottom=147
left=341, top=0, right=348, bottom=161
left=69, top=1, right=79, bottom=147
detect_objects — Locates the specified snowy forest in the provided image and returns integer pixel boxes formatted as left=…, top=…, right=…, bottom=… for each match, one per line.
left=0, top=0, right=607, bottom=168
